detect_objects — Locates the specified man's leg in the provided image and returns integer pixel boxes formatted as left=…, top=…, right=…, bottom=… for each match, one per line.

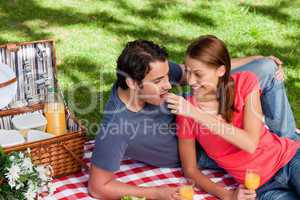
left=287, top=150, right=300, bottom=196
left=258, top=190, right=299, bottom=200
left=257, top=164, right=298, bottom=200
left=197, top=146, right=223, bottom=170
left=231, top=59, right=299, bottom=140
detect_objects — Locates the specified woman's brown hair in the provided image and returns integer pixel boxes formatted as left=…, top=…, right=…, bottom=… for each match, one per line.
left=186, top=35, right=235, bottom=122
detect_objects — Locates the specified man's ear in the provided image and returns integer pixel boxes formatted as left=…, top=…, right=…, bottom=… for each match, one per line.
left=217, top=65, right=226, bottom=77
left=125, top=78, right=139, bottom=90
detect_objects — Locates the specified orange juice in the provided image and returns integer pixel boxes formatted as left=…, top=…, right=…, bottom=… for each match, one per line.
left=245, top=171, right=261, bottom=190
left=180, top=185, right=194, bottom=200
left=44, top=102, right=66, bottom=136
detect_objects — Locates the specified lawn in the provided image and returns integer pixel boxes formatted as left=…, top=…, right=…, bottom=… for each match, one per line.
left=0, top=0, right=299, bottom=138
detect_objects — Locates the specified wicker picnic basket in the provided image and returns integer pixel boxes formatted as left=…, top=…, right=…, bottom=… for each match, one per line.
left=0, top=40, right=88, bottom=178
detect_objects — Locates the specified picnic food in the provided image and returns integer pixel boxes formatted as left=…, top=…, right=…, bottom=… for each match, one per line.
left=44, top=87, right=66, bottom=136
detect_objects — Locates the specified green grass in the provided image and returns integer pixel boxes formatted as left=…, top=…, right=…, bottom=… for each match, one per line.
left=0, top=0, right=299, bottom=137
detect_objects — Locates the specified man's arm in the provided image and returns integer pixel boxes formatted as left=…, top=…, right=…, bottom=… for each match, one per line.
left=231, top=55, right=283, bottom=74
left=231, top=55, right=263, bottom=70
left=88, top=165, right=161, bottom=199
left=88, top=120, right=180, bottom=199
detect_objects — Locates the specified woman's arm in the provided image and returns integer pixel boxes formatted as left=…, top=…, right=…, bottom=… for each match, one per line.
left=179, top=139, right=256, bottom=200
left=166, top=90, right=264, bottom=154
left=178, top=138, right=232, bottom=199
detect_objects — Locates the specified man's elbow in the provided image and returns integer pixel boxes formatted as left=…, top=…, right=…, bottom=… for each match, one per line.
left=88, top=181, right=107, bottom=199
left=183, top=167, right=198, bottom=178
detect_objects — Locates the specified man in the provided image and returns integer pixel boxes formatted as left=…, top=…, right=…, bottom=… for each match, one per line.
left=88, top=40, right=298, bottom=200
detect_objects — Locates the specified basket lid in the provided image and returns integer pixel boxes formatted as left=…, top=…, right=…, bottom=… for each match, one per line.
left=0, top=40, right=57, bottom=110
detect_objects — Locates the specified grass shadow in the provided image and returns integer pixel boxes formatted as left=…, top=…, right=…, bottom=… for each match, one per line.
left=180, top=12, right=215, bottom=27
left=58, top=56, right=115, bottom=137
left=240, top=1, right=300, bottom=25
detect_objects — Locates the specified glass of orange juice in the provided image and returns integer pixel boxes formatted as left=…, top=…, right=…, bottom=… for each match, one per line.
left=179, top=178, right=195, bottom=200
left=44, top=102, right=66, bottom=136
left=245, top=169, right=261, bottom=190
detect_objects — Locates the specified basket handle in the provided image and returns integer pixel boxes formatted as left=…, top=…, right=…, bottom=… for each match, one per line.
left=0, top=77, right=16, bottom=89
left=62, top=144, right=90, bottom=172
left=6, top=43, right=19, bottom=52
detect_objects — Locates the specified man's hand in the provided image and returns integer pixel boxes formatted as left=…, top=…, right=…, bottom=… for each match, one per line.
left=154, top=186, right=182, bottom=200
left=265, top=55, right=284, bottom=81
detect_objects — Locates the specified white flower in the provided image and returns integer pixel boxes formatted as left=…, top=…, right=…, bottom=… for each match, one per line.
left=15, top=181, right=24, bottom=190
left=22, top=157, right=33, bottom=172
left=36, top=165, right=50, bottom=182
left=8, top=179, right=16, bottom=188
left=3, top=152, right=53, bottom=198
left=25, top=180, right=38, bottom=199
left=18, top=152, right=24, bottom=159
left=24, top=189, right=36, bottom=200
left=9, top=155, right=15, bottom=162
left=5, top=165, right=21, bottom=186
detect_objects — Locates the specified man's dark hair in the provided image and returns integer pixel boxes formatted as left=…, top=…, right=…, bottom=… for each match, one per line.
left=116, top=40, right=168, bottom=89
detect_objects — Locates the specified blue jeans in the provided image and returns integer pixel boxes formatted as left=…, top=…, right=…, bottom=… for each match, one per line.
left=198, top=58, right=299, bottom=169
left=256, top=149, right=300, bottom=200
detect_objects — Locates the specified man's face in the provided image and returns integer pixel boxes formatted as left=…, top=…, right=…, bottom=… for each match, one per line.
left=137, top=60, right=172, bottom=106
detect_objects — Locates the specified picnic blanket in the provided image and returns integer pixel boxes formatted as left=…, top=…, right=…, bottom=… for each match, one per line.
left=43, top=140, right=238, bottom=200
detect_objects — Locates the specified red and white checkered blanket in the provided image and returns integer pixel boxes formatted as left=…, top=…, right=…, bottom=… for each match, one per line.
left=43, top=140, right=238, bottom=200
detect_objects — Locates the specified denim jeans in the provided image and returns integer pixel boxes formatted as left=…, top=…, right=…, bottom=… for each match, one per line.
left=198, top=58, right=299, bottom=169
left=256, top=149, right=300, bottom=200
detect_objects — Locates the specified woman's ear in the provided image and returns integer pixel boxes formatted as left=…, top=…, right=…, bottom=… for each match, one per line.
left=217, top=65, right=226, bottom=77
left=125, top=78, right=138, bottom=90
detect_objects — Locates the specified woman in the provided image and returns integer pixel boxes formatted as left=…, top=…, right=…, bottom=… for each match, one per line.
left=166, top=35, right=300, bottom=200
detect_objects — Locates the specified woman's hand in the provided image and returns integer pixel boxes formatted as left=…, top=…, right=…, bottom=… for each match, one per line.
left=154, top=186, right=181, bottom=200
left=165, top=93, right=198, bottom=118
left=223, top=185, right=256, bottom=200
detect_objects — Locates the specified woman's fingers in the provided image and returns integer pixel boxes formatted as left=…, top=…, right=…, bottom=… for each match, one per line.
left=237, top=185, right=257, bottom=200
left=170, top=187, right=181, bottom=200
left=167, top=104, right=178, bottom=110
left=171, top=193, right=182, bottom=200
left=165, top=98, right=179, bottom=105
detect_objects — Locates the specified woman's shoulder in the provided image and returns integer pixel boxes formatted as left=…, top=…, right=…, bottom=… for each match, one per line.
left=231, top=71, right=259, bottom=90
left=231, top=71, right=258, bottom=83
left=231, top=71, right=261, bottom=101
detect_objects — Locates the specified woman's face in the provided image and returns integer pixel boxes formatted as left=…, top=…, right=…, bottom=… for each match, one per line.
left=185, top=56, right=225, bottom=97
